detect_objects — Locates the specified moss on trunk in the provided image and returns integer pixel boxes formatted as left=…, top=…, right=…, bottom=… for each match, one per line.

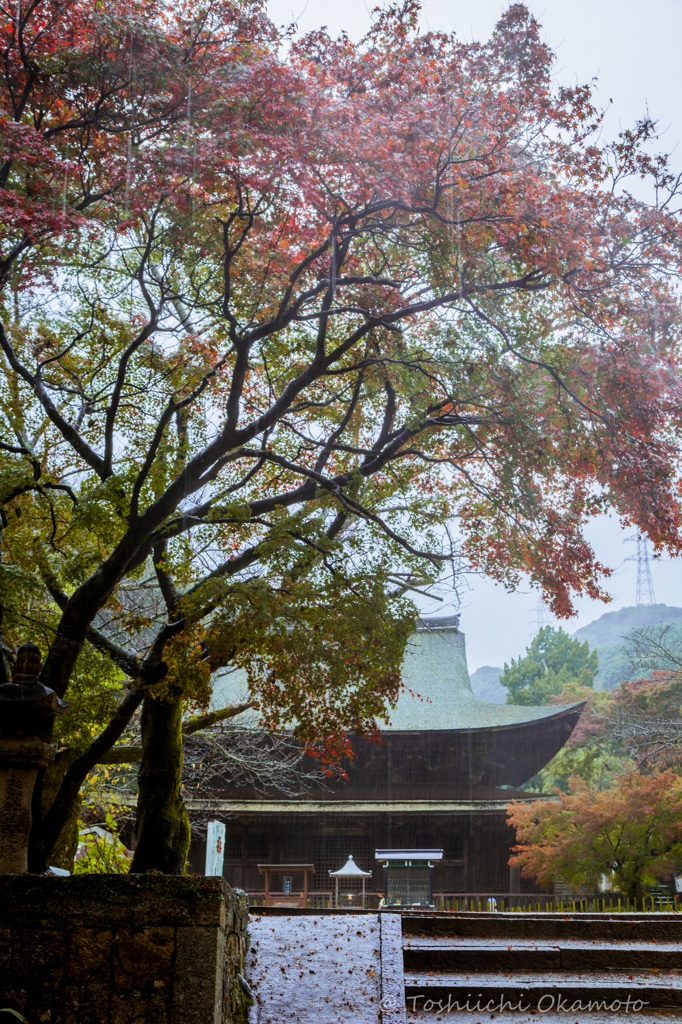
left=129, top=689, right=190, bottom=874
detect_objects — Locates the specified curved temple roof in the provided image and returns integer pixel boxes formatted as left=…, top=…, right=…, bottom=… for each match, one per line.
left=210, top=614, right=584, bottom=792
left=385, top=615, right=582, bottom=732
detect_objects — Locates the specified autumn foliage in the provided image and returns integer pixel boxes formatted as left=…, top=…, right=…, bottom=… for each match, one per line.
left=3, top=0, right=682, bottom=868
left=509, top=771, right=682, bottom=898
left=509, top=641, right=682, bottom=895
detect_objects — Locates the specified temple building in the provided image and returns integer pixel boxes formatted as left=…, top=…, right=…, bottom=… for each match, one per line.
left=187, top=615, right=584, bottom=900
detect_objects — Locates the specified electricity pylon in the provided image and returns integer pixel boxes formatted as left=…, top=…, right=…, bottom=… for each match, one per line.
left=624, top=534, right=656, bottom=606
left=530, top=596, right=552, bottom=634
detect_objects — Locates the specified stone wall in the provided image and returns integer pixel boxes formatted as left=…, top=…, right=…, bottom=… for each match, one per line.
left=0, top=875, right=250, bottom=1024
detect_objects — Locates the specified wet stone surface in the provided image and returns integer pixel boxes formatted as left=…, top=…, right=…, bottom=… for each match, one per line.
left=402, top=912, right=682, bottom=1021
left=247, top=912, right=381, bottom=1023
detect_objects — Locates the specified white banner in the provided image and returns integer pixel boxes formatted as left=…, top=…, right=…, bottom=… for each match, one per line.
left=205, top=819, right=226, bottom=877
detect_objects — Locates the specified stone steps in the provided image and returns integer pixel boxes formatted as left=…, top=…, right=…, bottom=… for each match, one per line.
left=243, top=909, right=682, bottom=1022
left=404, top=970, right=682, bottom=1007
left=403, top=940, right=682, bottom=971
left=402, top=910, right=682, bottom=941
left=394, top=912, right=682, bottom=1019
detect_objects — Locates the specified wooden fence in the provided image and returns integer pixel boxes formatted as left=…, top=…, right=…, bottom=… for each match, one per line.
left=247, top=890, right=681, bottom=912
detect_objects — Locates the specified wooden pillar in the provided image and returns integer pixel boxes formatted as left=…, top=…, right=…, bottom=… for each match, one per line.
left=462, top=827, right=473, bottom=892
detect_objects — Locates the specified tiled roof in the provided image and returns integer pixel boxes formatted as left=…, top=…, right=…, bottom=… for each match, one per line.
left=210, top=615, right=582, bottom=733
left=383, top=617, right=580, bottom=731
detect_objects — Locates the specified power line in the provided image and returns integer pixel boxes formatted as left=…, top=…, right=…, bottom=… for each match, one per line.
left=624, top=534, right=656, bottom=606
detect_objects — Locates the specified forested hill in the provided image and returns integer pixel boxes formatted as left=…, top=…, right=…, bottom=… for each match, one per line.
left=572, top=604, right=682, bottom=691
left=572, top=603, right=682, bottom=648
left=470, top=604, right=682, bottom=701
left=469, top=665, right=507, bottom=703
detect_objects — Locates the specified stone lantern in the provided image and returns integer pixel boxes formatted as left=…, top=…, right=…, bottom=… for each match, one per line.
left=0, top=643, right=68, bottom=873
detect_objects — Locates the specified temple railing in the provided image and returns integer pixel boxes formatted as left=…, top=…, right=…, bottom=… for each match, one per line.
left=433, top=893, right=680, bottom=913
left=246, top=891, right=681, bottom=912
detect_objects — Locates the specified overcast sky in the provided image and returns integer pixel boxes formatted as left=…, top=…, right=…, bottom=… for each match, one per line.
left=266, top=0, right=682, bottom=670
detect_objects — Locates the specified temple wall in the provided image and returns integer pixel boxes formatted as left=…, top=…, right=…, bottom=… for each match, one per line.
left=187, top=811, right=540, bottom=897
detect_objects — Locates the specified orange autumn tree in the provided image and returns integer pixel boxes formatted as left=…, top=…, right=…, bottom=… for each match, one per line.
left=3, top=0, right=682, bottom=872
left=508, top=772, right=682, bottom=898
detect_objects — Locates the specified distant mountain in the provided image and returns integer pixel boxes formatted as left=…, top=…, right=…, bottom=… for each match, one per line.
left=470, top=664, right=506, bottom=703
left=469, top=604, right=682, bottom=701
left=571, top=603, right=682, bottom=691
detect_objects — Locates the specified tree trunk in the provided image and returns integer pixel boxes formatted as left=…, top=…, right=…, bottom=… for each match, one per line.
left=28, top=687, right=144, bottom=871
left=40, top=749, right=81, bottom=872
left=129, top=689, right=190, bottom=874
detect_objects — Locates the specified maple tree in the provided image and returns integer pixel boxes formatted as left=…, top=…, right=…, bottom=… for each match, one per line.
left=522, top=644, right=682, bottom=794
left=540, top=623, right=682, bottom=783
left=2, top=0, right=682, bottom=872
left=511, top=653, right=682, bottom=887
left=585, top=668, right=682, bottom=774
left=508, top=770, right=682, bottom=897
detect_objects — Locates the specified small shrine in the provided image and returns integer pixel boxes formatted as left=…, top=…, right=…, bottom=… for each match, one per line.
left=329, top=854, right=372, bottom=908
left=257, top=862, right=315, bottom=908
left=375, top=849, right=443, bottom=907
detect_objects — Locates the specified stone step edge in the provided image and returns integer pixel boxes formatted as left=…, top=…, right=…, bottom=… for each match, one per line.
left=403, top=944, right=680, bottom=957
left=403, top=940, right=682, bottom=948
left=403, top=921, right=682, bottom=940
left=404, top=978, right=682, bottom=1011
left=405, top=972, right=682, bottom=987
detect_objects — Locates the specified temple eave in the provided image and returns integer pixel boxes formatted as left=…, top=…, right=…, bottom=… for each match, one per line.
left=382, top=700, right=586, bottom=736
